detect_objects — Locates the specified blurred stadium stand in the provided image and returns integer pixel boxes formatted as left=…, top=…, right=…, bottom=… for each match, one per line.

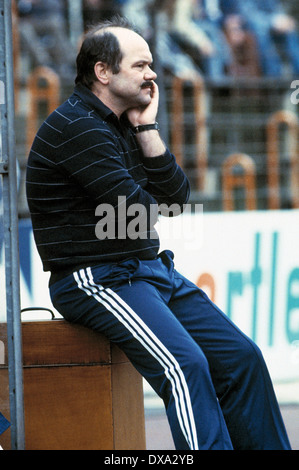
left=11, top=0, right=299, bottom=218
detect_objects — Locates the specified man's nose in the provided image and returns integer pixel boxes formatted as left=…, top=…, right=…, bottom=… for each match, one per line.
left=145, top=67, right=157, bottom=81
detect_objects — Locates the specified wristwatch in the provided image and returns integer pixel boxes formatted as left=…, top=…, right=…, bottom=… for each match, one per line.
left=133, top=122, right=159, bottom=134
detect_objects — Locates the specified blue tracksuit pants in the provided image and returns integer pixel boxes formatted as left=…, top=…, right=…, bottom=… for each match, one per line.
left=50, top=250, right=291, bottom=450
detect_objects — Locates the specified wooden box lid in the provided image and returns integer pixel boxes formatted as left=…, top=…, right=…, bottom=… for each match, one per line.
left=0, top=320, right=128, bottom=367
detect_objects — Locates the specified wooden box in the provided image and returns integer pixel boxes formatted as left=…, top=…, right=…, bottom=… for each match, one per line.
left=0, top=320, right=146, bottom=450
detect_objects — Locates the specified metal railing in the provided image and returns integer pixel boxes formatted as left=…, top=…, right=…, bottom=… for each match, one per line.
left=0, top=0, right=25, bottom=450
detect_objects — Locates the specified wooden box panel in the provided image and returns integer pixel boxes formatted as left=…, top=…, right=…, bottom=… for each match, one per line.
left=22, top=321, right=112, bottom=365
left=0, top=320, right=113, bottom=366
left=24, top=365, right=113, bottom=450
left=112, top=361, right=146, bottom=450
left=0, top=320, right=145, bottom=450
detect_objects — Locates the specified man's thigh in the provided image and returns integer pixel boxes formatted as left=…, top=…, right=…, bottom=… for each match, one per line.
left=50, top=268, right=206, bottom=375
left=169, top=271, right=261, bottom=385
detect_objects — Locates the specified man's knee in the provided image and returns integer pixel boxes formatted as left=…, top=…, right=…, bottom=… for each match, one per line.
left=234, top=336, right=266, bottom=376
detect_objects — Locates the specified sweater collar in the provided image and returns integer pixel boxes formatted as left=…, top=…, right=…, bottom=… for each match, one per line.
left=73, top=83, right=116, bottom=119
left=73, top=83, right=132, bottom=131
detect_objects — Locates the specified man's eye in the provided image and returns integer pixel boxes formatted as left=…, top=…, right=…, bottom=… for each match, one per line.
left=135, top=63, right=153, bottom=70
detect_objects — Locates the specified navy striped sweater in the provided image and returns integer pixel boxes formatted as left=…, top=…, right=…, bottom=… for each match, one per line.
left=26, top=84, right=190, bottom=281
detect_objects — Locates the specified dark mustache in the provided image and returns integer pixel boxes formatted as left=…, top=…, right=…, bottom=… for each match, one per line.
left=141, top=81, right=153, bottom=89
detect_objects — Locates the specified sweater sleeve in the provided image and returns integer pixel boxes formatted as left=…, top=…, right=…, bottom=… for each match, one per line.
left=141, top=150, right=191, bottom=215
left=60, top=117, right=190, bottom=217
left=59, top=117, right=158, bottom=212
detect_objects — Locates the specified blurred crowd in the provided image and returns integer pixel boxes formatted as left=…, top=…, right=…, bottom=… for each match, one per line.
left=14, top=0, right=299, bottom=82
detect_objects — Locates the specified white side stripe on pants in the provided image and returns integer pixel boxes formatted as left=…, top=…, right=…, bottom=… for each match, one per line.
left=73, top=267, right=199, bottom=450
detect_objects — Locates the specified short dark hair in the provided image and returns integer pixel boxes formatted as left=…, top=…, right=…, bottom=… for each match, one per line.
left=75, top=16, right=138, bottom=89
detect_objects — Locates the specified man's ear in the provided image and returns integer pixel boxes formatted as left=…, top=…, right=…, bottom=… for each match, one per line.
left=94, top=61, right=109, bottom=85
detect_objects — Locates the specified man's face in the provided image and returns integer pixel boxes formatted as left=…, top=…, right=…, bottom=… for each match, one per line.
left=106, top=29, right=157, bottom=112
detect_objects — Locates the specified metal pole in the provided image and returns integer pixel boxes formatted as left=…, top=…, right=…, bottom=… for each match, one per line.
left=67, top=0, right=84, bottom=46
left=148, top=0, right=168, bottom=144
left=0, top=0, right=25, bottom=450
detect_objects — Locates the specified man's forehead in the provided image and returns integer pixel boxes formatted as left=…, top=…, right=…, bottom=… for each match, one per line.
left=109, top=27, right=151, bottom=56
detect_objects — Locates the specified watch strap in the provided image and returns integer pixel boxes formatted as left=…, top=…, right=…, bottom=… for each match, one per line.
left=133, top=122, right=159, bottom=134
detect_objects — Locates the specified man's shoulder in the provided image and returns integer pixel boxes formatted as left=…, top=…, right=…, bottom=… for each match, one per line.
left=46, top=94, right=109, bottom=135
